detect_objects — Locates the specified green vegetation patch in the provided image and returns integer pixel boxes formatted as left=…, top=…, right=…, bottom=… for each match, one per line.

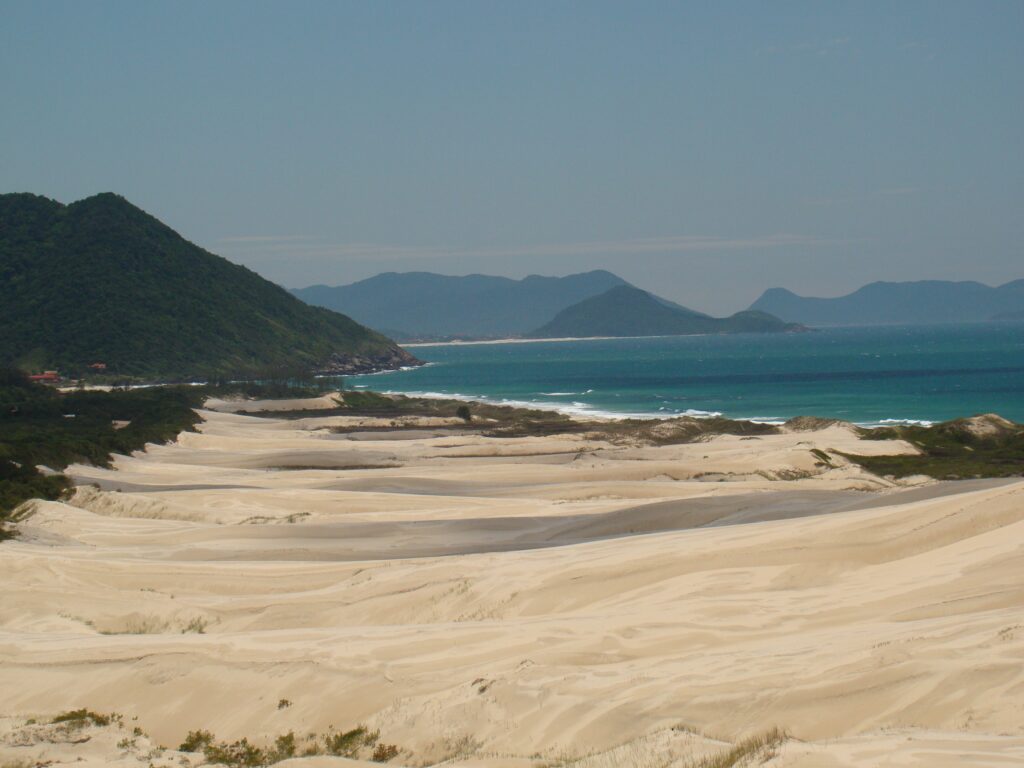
left=0, top=370, right=368, bottom=535
left=179, top=725, right=396, bottom=766
left=323, top=726, right=379, bottom=757
left=279, top=390, right=781, bottom=445
left=809, top=448, right=836, bottom=468
left=0, top=369, right=204, bottom=531
left=202, top=371, right=345, bottom=401
left=51, top=709, right=112, bottom=727
left=845, top=414, right=1024, bottom=479
left=253, top=389, right=584, bottom=434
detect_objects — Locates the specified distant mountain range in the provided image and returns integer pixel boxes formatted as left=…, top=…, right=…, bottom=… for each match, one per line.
left=292, top=270, right=629, bottom=340
left=293, top=271, right=803, bottom=341
left=750, top=280, right=1024, bottom=326
left=0, top=193, right=416, bottom=379
left=532, top=285, right=805, bottom=338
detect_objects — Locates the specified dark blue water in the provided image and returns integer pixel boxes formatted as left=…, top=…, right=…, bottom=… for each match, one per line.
left=350, top=324, right=1024, bottom=425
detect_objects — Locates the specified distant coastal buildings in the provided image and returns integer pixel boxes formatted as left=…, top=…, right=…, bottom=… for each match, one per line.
left=27, top=362, right=104, bottom=384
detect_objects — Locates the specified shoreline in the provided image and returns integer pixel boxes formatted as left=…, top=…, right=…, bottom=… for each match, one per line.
left=349, top=385, right=938, bottom=428
left=62, top=372, right=940, bottom=428
left=402, top=333, right=689, bottom=347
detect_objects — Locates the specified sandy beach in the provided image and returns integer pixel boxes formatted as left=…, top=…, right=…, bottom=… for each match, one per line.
left=2, top=396, right=1022, bottom=767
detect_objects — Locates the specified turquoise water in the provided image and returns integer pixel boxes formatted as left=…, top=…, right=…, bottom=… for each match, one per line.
left=350, top=324, right=1024, bottom=425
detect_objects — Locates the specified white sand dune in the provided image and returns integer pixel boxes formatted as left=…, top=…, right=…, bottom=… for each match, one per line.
left=2, top=402, right=1022, bottom=767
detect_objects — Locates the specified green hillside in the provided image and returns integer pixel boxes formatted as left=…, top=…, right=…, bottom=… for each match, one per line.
left=531, top=285, right=804, bottom=338
left=0, top=193, right=417, bottom=379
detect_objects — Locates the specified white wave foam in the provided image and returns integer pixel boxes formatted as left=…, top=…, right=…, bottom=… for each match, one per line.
left=373, top=390, right=738, bottom=422
left=348, top=362, right=438, bottom=378
left=352, top=383, right=943, bottom=428
left=742, top=415, right=788, bottom=425
left=860, top=418, right=935, bottom=428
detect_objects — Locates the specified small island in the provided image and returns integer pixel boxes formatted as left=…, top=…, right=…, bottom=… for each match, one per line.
left=530, top=284, right=807, bottom=338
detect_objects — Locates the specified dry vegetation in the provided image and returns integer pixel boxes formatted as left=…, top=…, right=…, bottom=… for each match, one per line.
left=689, top=728, right=789, bottom=768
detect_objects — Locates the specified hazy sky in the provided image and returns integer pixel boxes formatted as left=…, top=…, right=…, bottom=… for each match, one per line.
left=3, top=1, right=1022, bottom=314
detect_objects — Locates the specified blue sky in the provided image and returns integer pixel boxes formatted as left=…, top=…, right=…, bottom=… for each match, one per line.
left=3, top=1, right=1022, bottom=313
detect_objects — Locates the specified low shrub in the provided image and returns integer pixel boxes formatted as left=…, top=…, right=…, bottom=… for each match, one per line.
left=372, top=742, right=400, bottom=762
left=324, top=725, right=378, bottom=757
left=203, top=737, right=265, bottom=767
left=51, top=709, right=111, bottom=727
left=179, top=729, right=214, bottom=752
left=176, top=726, right=394, bottom=766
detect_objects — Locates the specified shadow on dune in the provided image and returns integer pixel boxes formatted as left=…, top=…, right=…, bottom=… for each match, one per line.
left=165, top=479, right=1014, bottom=562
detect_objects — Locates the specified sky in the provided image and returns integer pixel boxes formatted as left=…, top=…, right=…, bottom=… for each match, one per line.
left=2, top=1, right=1022, bottom=315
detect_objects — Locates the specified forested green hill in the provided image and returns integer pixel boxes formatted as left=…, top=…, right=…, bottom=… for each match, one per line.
left=0, top=193, right=417, bottom=379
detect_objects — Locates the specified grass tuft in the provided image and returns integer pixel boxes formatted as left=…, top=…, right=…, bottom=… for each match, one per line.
left=178, top=725, right=393, bottom=766
left=690, top=727, right=788, bottom=768
left=324, top=725, right=378, bottom=757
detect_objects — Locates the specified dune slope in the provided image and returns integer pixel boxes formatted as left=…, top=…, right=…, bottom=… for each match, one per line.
left=1, top=403, right=1022, bottom=767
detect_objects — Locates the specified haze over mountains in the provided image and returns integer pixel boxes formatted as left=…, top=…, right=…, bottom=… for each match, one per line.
left=0, top=193, right=416, bottom=378
left=750, top=280, right=1024, bottom=326
left=532, top=285, right=805, bottom=338
left=292, top=270, right=629, bottom=340
left=294, top=271, right=1024, bottom=342
left=293, top=271, right=804, bottom=341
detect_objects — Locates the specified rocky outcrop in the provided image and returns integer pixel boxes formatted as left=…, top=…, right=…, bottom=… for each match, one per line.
left=319, top=345, right=423, bottom=375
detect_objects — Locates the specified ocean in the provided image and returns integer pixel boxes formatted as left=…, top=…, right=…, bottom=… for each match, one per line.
left=349, top=324, right=1024, bottom=426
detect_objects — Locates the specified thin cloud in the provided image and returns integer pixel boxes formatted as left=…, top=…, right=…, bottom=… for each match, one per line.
left=757, top=37, right=851, bottom=57
left=804, top=185, right=924, bottom=206
left=487, top=234, right=822, bottom=258
left=216, top=233, right=828, bottom=262
left=899, top=40, right=936, bottom=61
left=878, top=186, right=921, bottom=197
left=217, top=235, right=314, bottom=244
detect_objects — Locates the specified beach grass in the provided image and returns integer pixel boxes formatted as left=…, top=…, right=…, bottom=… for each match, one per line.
left=847, top=414, right=1024, bottom=479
